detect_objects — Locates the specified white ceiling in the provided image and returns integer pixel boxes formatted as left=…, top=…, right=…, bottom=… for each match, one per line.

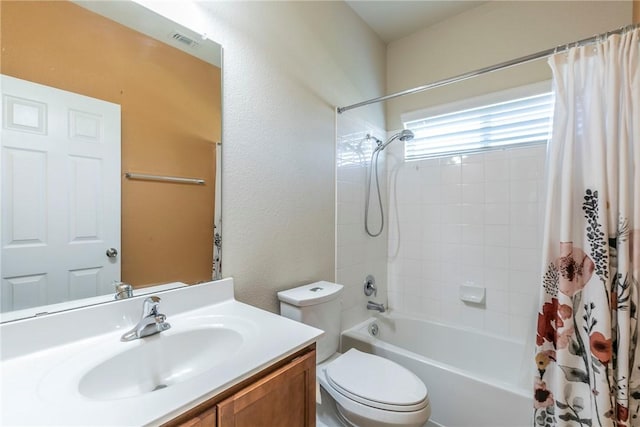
left=345, top=1, right=485, bottom=43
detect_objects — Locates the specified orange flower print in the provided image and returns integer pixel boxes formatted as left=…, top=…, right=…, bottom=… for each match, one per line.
left=558, top=304, right=572, bottom=320
left=536, top=353, right=551, bottom=378
left=556, top=242, right=595, bottom=296
left=535, top=352, right=551, bottom=371
left=590, top=331, right=612, bottom=364
left=535, top=351, right=556, bottom=378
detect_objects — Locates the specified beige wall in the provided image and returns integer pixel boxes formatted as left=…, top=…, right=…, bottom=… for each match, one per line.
left=140, top=1, right=387, bottom=312
left=1, top=1, right=221, bottom=287
left=215, top=2, right=386, bottom=312
left=386, top=1, right=632, bottom=130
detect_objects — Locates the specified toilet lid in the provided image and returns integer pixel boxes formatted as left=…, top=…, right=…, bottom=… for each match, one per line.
left=325, top=349, right=428, bottom=411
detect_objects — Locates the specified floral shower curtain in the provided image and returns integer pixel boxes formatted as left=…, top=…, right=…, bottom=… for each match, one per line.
left=535, top=28, right=639, bottom=426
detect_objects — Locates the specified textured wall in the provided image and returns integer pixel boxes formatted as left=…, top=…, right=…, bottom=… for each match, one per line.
left=386, top=1, right=633, bottom=130
left=138, top=1, right=386, bottom=312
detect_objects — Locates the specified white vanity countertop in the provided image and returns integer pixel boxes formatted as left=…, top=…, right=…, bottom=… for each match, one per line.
left=0, top=278, right=323, bottom=426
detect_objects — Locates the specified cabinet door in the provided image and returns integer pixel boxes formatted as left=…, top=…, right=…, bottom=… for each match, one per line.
left=217, top=350, right=316, bottom=427
left=178, top=406, right=217, bottom=427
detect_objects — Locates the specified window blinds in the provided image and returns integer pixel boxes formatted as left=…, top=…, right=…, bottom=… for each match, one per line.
left=403, top=92, right=553, bottom=161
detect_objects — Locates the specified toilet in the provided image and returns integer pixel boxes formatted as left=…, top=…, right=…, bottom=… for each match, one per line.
left=278, top=281, right=430, bottom=427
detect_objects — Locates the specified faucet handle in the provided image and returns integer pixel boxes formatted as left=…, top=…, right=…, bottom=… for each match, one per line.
left=121, top=295, right=170, bottom=342
left=114, top=281, right=133, bottom=300
left=142, top=296, right=161, bottom=316
left=364, top=275, right=377, bottom=297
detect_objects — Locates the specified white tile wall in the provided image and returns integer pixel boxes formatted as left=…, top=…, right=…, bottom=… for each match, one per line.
left=386, top=144, right=546, bottom=342
left=336, top=113, right=388, bottom=329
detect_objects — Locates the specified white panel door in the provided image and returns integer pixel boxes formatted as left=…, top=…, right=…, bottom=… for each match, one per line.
left=0, top=75, right=121, bottom=312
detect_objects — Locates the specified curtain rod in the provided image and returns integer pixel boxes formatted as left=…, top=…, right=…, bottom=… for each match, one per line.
left=337, top=23, right=639, bottom=114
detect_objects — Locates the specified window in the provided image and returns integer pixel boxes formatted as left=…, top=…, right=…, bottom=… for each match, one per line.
left=402, top=83, right=553, bottom=161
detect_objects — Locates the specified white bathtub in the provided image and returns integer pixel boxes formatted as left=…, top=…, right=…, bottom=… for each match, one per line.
left=341, top=314, right=532, bottom=427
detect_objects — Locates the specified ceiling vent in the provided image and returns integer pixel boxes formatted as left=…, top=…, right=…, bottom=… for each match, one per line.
left=169, top=31, right=199, bottom=49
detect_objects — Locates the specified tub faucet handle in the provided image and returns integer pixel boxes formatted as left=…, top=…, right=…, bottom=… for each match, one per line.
left=364, top=275, right=377, bottom=297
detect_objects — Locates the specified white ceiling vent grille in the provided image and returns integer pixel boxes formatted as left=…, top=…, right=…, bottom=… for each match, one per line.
left=169, top=31, right=199, bottom=49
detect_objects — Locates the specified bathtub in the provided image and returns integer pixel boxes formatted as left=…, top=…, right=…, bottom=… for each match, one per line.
left=341, top=314, right=532, bottom=427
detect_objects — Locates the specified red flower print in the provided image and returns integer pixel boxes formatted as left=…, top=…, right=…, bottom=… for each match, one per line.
left=556, top=242, right=595, bottom=296
left=590, top=331, right=612, bottom=364
left=617, top=402, right=629, bottom=422
left=534, top=379, right=554, bottom=408
left=537, top=298, right=558, bottom=346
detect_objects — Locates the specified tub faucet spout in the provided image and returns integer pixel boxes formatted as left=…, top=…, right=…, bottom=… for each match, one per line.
left=367, top=301, right=385, bottom=313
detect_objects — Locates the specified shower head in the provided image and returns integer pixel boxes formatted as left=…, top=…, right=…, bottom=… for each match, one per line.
left=365, top=128, right=416, bottom=238
left=398, top=129, right=415, bottom=141
left=378, top=129, right=414, bottom=151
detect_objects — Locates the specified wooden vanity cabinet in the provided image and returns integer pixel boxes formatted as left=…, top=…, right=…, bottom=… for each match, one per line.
left=169, top=345, right=316, bottom=427
left=176, top=407, right=217, bottom=427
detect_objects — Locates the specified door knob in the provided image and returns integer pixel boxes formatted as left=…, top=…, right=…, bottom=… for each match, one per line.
left=106, top=248, right=118, bottom=258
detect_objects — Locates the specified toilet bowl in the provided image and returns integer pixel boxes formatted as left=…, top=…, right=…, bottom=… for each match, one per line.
left=278, top=282, right=431, bottom=427
left=318, top=350, right=430, bottom=427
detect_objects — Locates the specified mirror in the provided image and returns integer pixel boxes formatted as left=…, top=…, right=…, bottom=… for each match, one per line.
left=0, top=0, right=222, bottom=321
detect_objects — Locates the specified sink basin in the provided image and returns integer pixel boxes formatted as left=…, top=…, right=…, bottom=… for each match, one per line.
left=78, top=328, right=243, bottom=400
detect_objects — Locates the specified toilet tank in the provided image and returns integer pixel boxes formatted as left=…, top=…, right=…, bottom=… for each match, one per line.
left=277, top=281, right=343, bottom=363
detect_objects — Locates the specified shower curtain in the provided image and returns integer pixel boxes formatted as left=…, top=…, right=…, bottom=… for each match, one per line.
left=534, top=28, right=639, bottom=426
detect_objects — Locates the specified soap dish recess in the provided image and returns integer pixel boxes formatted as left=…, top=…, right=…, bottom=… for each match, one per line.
left=459, top=283, right=485, bottom=304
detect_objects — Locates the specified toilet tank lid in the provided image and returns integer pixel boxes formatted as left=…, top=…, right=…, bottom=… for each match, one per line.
left=277, top=281, right=343, bottom=307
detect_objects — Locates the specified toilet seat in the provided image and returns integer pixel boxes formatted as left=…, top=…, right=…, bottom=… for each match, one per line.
left=325, top=349, right=429, bottom=412
left=317, top=350, right=431, bottom=427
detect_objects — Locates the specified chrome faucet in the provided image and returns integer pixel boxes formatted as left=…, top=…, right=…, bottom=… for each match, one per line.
left=114, top=281, right=133, bottom=300
left=121, top=296, right=171, bottom=341
left=367, top=301, right=386, bottom=313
